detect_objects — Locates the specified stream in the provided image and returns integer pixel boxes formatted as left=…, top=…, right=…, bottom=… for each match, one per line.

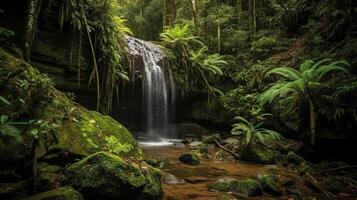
left=141, top=144, right=277, bottom=200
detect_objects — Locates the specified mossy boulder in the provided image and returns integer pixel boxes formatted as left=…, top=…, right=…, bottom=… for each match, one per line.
left=238, top=142, right=278, bottom=164
left=208, top=178, right=262, bottom=197
left=257, top=174, right=282, bottom=196
left=0, top=48, right=141, bottom=160
left=33, top=94, right=140, bottom=158
left=178, top=153, right=200, bottom=165
left=21, top=186, right=83, bottom=200
left=65, top=151, right=162, bottom=200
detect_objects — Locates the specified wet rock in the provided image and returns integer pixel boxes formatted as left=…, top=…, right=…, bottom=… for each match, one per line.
left=65, top=151, right=162, bottom=200
left=21, top=186, right=83, bottom=200
left=178, top=153, right=200, bottom=165
left=145, top=157, right=169, bottom=169
left=208, top=178, right=262, bottom=197
left=202, top=134, right=221, bottom=144
left=163, top=173, right=185, bottom=185
left=257, top=174, right=282, bottom=196
left=172, top=142, right=185, bottom=148
left=188, top=141, right=203, bottom=147
left=0, top=181, right=27, bottom=200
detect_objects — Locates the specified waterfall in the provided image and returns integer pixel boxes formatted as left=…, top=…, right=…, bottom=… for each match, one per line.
left=126, top=36, right=171, bottom=139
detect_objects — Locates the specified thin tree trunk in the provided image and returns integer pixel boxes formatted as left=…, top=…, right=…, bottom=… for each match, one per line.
left=217, top=1, right=221, bottom=53
left=217, top=18, right=221, bottom=53
left=249, top=0, right=256, bottom=42
left=24, top=0, right=40, bottom=61
left=308, top=98, right=316, bottom=146
left=189, top=0, right=198, bottom=33
left=236, top=0, right=242, bottom=20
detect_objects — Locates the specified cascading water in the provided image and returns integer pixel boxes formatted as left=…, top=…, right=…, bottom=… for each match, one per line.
left=126, top=36, right=172, bottom=140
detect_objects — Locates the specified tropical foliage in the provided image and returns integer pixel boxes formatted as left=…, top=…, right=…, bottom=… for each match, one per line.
left=260, top=59, right=349, bottom=145
left=231, top=116, right=281, bottom=146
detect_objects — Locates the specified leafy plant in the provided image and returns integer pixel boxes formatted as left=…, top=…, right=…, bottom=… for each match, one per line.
left=160, top=23, right=203, bottom=57
left=231, top=116, right=281, bottom=146
left=0, top=96, right=10, bottom=106
left=259, top=59, right=349, bottom=145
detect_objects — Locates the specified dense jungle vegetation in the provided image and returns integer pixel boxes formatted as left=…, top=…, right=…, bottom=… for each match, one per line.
left=0, top=0, right=357, bottom=200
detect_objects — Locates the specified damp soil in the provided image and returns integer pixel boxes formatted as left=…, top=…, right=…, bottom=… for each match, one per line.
left=141, top=145, right=277, bottom=200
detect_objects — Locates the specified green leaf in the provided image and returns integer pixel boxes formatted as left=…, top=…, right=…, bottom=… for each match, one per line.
left=0, top=96, right=11, bottom=105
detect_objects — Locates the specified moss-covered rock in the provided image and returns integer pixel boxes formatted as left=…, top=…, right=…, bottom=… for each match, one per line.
left=208, top=177, right=262, bottom=197
left=21, top=186, right=83, bottom=200
left=65, top=151, right=162, bottom=200
left=238, top=142, right=278, bottom=164
left=257, top=174, right=282, bottom=196
left=178, top=153, right=200, bottom=165
left=34, top=94, right=140, bottom=158
left=0, top=48, right=141, bottom=160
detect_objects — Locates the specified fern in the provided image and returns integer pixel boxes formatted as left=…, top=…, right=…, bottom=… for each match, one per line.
left=231, top=116, right=281, bottom=145
left=260, top=59, right=349, bottom=145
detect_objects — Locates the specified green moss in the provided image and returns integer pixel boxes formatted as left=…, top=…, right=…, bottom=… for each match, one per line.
left=0, top=47, right=141, bottom=159
left=178, top=153, right=200, bottom=165
left=208, top=178, right=262, bottom=197
left=257, top=174, right=282, bottom=196
left=65, top=152, right=162, bottom=199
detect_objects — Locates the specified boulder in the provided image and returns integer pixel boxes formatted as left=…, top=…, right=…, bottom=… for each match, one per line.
left=257, top=174, right=282, bottom=196
left=208, top=178, right=262, bottom=197
left=163, top=173, right=185, bottom=185
left=0, top=48, right=141, bottom=162
left=188, top=141, right=203, bottom=147
left=65, top=151, right=162, bottom=200
left=238, top=143, right=278, bottom=164
left=21, top=187, right=83, bottom=200
left=178, top=153, right=200, bottom=165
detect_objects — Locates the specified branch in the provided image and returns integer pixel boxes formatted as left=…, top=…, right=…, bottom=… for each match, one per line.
left=214, top=139, right=240, bottom=160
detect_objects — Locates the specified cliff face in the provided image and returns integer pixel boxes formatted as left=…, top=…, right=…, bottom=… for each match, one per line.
left=1, top=0, right=96, bottom=109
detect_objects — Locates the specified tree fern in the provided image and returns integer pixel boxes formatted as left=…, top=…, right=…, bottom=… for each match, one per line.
left=260, top=59, right=349, bottom=145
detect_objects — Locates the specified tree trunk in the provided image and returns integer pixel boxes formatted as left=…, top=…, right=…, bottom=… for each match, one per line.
left=308, top=98, right=316, bottom=146
left=163, top=0, right=176, bottom=27
left=249, top=0, right=256, bottom=42
left=236, top=0, right=242, bottom=20
left=189, top=0, right=198, bottom=33
left=217, top=18, right=221, bottom=53
left=24, top=0, right=40, bottom=61
left=217, top=0, right=221, bottom=53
